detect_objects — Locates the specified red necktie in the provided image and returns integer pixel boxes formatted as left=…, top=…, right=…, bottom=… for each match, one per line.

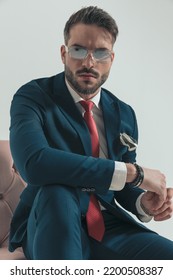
left=80, top=100, right=105, bottom=241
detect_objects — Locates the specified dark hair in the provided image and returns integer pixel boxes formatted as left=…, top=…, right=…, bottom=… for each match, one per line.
left=64, top=6, right=119, bottom=45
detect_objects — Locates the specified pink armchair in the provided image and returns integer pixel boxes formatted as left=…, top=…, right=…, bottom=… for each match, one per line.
left=0, top=140, right=26, bottom=259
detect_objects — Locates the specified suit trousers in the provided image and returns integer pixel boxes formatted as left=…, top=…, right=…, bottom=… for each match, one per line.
left=23, top=185, right=173, bottom=260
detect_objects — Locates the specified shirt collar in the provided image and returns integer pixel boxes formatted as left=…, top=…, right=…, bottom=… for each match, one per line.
left=65, top=79, right=101, bottom=109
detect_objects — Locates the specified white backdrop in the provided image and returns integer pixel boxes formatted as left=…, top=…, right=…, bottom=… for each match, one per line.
left=0, top=0, right=173, bottom=239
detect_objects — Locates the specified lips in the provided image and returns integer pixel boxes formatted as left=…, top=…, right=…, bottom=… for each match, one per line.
left=79, top=73, right=96, bottom=78
left=76, top=68, right=99, bottom=79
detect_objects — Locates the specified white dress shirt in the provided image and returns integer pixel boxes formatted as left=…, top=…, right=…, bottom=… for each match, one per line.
left=65, top=80, right=152, bottom=222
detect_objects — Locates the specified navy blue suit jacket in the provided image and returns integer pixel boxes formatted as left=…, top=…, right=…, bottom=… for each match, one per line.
left=9, top=72, right=147, bottom=251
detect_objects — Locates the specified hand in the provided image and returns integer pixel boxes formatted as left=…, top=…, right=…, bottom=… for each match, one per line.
left=141, top=188, right=173, bottom=221
left=139, top=167, right=167, bottom=206
left=126, top=164, right=167, bottom=207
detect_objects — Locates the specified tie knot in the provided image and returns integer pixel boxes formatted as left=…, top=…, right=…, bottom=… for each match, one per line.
left=80, top=100, right=94, bottom=112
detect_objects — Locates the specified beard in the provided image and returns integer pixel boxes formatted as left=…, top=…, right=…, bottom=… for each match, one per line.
left=64, top=65, right=109, bottom=95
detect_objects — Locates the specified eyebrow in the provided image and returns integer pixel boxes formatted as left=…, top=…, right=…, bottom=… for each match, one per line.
left=70, top=44, right=110, bottom=51
left=70, top=44, right=86, bottom=48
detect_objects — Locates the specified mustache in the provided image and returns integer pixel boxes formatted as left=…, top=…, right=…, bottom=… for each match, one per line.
left=76, top=68, right=99, bottom=78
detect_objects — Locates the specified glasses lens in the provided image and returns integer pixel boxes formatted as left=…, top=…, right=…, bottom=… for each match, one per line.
left=67, top=46, right=112, bottom=61
left=93, top=49, right=111, bottom=60
left=68, top=46, right=87, bottom=59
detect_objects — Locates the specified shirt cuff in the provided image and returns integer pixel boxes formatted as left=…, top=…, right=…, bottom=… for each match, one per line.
left=136, top=193, right=153, bottom=222
left=109, top=161, right=127, bottom=191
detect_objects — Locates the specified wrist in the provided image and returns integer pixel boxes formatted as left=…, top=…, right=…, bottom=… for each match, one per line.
left=140, top=201, right=153, bottom=216
left=126, top=163, right=137, bottom=183
left=126, top=163, right=144, bottom=187
left=132, top=163, right=144, bottom=187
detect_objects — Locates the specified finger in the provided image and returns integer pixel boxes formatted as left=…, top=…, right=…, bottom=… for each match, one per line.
left=166, top=187, right=173, bottom=200
left=152, top=196, right=165, bottom=210
left=160, top=187, right=167, bottom=201
left=155, top=195, right=173, bottom=211
left=155, top=184, right=167, bottom=208
left=154, top=212, right=172, bottom=221
left=153, top=205, right=173, bottom=221
left=153, top=204, right=167, bottom=214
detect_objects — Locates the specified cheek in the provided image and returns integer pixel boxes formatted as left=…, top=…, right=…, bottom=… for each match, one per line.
left=99, top=63, right=112, bottom=74
left=66, top=59, right=82, bottom=72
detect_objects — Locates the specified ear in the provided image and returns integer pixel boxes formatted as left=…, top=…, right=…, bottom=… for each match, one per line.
left=60, top=45, right=66, bottom=64
left=111, top=51, right=115, bottom=63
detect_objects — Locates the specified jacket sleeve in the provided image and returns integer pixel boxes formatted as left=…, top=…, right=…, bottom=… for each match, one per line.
left=10, top=86, right=114, bottom=195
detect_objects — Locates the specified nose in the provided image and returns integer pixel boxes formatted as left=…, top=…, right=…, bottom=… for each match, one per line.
left=82, top=53, right=95, bottom=69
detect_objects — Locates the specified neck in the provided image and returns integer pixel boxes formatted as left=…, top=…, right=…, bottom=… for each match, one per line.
left=77, top=91, right=99, bottom=100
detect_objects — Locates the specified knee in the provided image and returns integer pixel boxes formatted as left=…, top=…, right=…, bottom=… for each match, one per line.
left=40, top=184, right=78, bottom=202
left=35, top=184, right=81, bottom=218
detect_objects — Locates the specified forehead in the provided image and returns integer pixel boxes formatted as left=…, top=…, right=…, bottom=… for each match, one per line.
left=67, top=23, right=113, bottom=49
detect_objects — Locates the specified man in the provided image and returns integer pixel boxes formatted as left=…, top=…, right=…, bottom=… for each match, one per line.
left=9, top=6, right=173, bottom=259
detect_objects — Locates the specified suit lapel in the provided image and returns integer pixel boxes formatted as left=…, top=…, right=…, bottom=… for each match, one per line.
left=100, top=89, right=121, bottom=160
left=52, top=73, right=92, bottom=156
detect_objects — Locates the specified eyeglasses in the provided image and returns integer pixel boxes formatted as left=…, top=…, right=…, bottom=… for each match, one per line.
left=66, top=45, right=113, bottom=62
